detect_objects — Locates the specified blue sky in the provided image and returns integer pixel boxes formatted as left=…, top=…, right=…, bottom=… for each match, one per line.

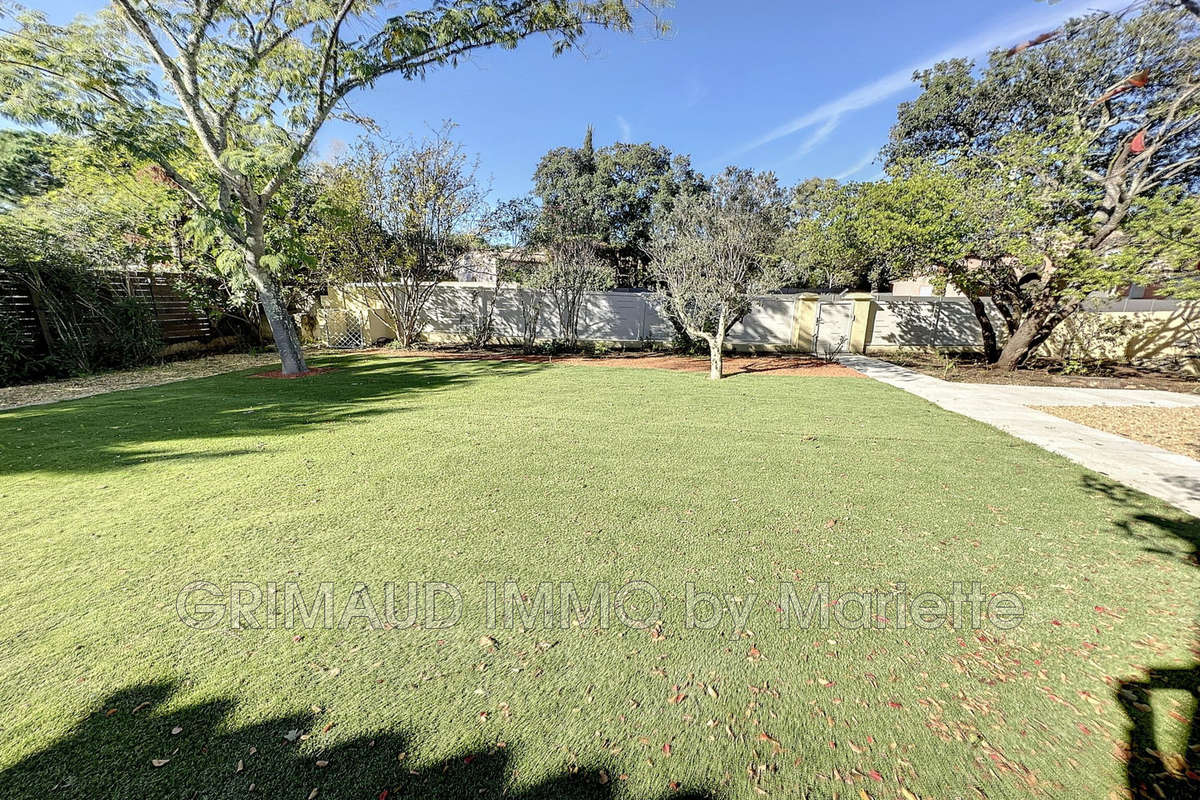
left=31, top=0, right=1129, bottom=201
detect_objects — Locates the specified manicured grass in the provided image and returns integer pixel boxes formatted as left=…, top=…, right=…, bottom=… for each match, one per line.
left=0, top=353, right=1196, bottom=799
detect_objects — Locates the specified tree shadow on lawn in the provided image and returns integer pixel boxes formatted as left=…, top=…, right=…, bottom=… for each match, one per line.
left=0, top=680, right=718, bottom=800
left=1080, top=475, right=1200, bottom=799
left=0, top=354, right=546, bottom=477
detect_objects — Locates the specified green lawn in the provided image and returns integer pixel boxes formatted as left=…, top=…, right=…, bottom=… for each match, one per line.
left=0, top=353, right=1196, bottom=799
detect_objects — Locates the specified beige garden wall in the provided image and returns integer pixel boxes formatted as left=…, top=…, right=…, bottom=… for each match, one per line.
left=315, top=283, right=1200, bottom=367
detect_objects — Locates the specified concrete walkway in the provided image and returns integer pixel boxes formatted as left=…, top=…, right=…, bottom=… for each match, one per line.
left=840, top=355, right=1200, bottom=518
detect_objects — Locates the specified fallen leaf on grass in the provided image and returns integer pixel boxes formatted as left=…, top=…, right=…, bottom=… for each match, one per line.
left=151, top=758, right=170, bottom=767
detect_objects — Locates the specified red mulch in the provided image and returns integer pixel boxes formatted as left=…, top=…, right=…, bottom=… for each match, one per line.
left=369, top=349, right=864, bottom=378
left=249, top=367, right=338, bottom=380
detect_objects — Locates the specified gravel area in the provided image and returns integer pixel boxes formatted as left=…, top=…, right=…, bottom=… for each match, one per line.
left=0, top=352, right=279, bottom=411
left=1035, top=404, right=1200, bottom=460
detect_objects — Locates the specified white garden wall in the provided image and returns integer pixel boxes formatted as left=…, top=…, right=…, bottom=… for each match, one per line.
left=318, top=283, right=1200, bottom=363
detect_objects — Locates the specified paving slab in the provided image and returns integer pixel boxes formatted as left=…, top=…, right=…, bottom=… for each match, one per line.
left=840, top=355, right=1200, bottom=517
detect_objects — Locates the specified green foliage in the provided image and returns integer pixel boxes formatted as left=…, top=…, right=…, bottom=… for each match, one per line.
left=104, top=294, right=162, bottom=369
left=0, top=130, right=60, bottom=204
left=1116, top=188, right=1200, bottom=298
left=649, top=167, right=792, bottom=371
left=884, top=4, right=1199, bottom=295
left=0, top=307, right=35, bottom=383
left=493, top=195, right=541, bottom=249
left=0, top=0, right=666, bottom=371
left=532, top=132, right=706, bottom=284
left=0, top=220, right=163, bottom=384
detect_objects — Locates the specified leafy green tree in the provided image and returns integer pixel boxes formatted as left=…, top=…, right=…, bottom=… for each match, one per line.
left=0, top=0, right=665, bottom=374
left=334, top=127, right=491, bottom=347
left=532, top=129, right=705, bottom=285
left=493, top=196, right=540, bottom=249
left=2, top=136, right=186, bottom=272
left=1114, top=187, right=1200, bottom=298
left=785, top=179, right=886, bottom=292
left=0, top=130, right=60, bottom=204
left=885, top=2, right=1200, bottom=369
left=649, top=167, right=792, bottom=380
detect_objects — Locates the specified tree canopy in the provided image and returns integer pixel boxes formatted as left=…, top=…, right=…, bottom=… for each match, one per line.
left=532, top=129, right=706, bottom=284
left=0, top=0, right=666, bottom=373
left=884, top=0, right=1200, bottom=367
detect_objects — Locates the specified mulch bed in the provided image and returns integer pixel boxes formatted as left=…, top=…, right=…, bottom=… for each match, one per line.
left=370, top=348, right=865, bottom=378
left=1035, top=405, right=1200, bottom=460
left=249, top=366, right=337, bottom=379
left=889, top=352, right=1200, bottom=394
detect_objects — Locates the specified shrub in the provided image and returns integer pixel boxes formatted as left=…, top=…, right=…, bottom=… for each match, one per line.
left=0, top=309, right=37, bottom=386
left=102, top=295, right=161, bottom=369
left=0, top=262, right=164, bottom=383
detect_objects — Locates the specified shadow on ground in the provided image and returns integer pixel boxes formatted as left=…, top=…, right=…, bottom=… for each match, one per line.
left=0, top=354, right=546, bottom=477
left=0, top=680, right=718, bottom=799
left=1082, top=475, right=1200, bottom=798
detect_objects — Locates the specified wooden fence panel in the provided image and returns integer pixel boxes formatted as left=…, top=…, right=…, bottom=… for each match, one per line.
left=0, top=267, right=217, bottom=350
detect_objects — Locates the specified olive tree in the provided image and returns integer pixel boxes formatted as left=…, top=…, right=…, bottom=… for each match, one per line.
left=648, top=168, right=791, bottom=380
left=0, top=0, right=664, bottom=374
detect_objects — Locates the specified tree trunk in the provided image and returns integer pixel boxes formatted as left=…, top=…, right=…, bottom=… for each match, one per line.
left=708, top=342, right=723, bottom=380
left=967, top=296, right=999, bottom=363
left=993, top=297, right=1076, bottom=371
left=708, top=324, right=726, bottom=380
left=244, top=251, right=307, bottom=375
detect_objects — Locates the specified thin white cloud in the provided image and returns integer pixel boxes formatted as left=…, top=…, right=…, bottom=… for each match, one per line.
left=790, top=113, right=841, bottom=160
left=616, top=115, right=632, bottom=143
left=727, top=0, right=1130, bottom=160
left=834, top=148, right=878, bottom=181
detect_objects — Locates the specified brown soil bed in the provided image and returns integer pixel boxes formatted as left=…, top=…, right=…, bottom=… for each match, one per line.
left=249, top=366, right=337, bottom=379
left=0, top=352, right=280, bottom=412
left=1035, top=405, right=1200, bottom=460
left=371, top=348, right=865, bottom=378
left=888, top=351, right=1200, bottom=394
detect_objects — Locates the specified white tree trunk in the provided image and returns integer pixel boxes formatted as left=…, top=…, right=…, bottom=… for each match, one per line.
left=244, top=251, right=307, bottom=375
left=708, top=330, right=725, bottom=380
